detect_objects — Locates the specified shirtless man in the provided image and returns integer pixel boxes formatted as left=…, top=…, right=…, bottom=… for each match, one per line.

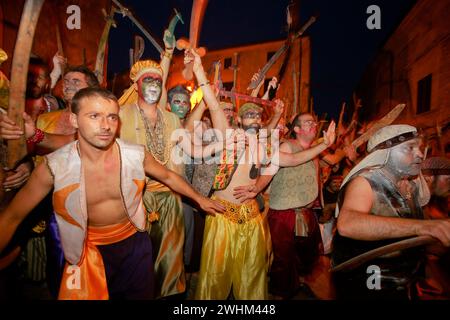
left=194, top=98, right=336, bottom=300
left=194, top=101, right=273, bottom=300
left=0, top=87, right=224, bottom=300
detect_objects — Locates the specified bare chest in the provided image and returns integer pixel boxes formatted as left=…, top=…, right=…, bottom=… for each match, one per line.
left=84, top=158, right=122, bottom=206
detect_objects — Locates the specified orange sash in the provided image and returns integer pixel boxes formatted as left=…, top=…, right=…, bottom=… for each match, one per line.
left=58, top=220, right=136, bottom=300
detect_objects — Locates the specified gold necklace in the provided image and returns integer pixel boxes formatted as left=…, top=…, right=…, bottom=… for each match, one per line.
left=138, top=105, right=171, bottom=165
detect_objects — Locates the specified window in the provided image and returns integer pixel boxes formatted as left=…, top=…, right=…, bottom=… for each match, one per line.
left=223, top=82, right=233, bottom=91
left=417, top=74, right=432, bottom=114
left=224, top=57, right=232, bottom=69
left=267, top=51, right=276, bottom=62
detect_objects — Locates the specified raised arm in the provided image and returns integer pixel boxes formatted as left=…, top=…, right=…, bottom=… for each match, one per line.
left=337, top=176, right=450, bottom=246
left=184, top=99, right=207, bottom=133
left=261, top=76, right=278, bottom=100
left=49, top=52, right=66, bottom=90
left=276, top=121, right=336, bottom=167
left=143, top=151, right=225, bottom=216
left=0, top=162, right=54, bottom=253
left=250, top=71, right=265, bottom=97
left=158, top=29, right=175, bottom=111
left=189, top=49, right=229, bottom=134
left=264, top=98, right=284, bottom=132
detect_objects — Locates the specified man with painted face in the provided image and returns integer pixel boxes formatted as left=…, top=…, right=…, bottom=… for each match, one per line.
left=332, top=125, right=450, bottom=300
left=119, top=58, right=189, bottom=299
left=167, top=84, right=197, bottom=276
left=167, top=84, right=200, bottom=276
left=119, top=45, right=232, bottom=298
left=168, top=85, right=191, bottom=122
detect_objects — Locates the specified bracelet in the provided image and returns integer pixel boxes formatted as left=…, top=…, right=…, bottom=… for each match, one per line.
left=162, top=50, right=173, bottom=59
left=26, top=128, right=45, bottom=145
left=199, top=81, right=210, bottom=87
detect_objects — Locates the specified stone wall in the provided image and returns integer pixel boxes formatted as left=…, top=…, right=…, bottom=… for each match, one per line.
left=355, top=0, right=450, bottom=153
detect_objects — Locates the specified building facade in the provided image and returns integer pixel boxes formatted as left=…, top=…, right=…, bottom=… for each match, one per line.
left=355, top=0, right=450, bottom=154
left=167, top=37, right=312, bottom=121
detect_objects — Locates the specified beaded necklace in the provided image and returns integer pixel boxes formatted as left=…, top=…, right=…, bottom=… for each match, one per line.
left=138, top=104, right=171, bottom=165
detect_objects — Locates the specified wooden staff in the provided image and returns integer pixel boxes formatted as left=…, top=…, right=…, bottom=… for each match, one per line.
left=7, top=0, right=45, bottom=170
left=292, top=60, right=298, bottom=115
left=177, top=0, right=208, bottom=80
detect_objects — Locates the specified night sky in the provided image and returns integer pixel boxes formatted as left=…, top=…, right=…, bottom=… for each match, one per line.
left=108, top=0, right=417, bottom=119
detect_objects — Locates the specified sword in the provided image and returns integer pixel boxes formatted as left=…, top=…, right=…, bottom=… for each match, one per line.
left=331, top=236, right=435, bottom=273
left=167, top=8, right=184, bottom=36
left=247, top=15, right=317, bottom=91
left=351, top=104, right=406, bottom=149
left=112, top=0, right=164, bottom=54
left=219, top=89, right=276, bottom=108
left=94, top=7, right=117, bottom=86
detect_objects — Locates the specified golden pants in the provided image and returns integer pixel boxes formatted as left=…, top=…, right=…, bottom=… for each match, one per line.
left=143, top=189, right=185, bottom=298
left=195, top=197, right=271, bottom=300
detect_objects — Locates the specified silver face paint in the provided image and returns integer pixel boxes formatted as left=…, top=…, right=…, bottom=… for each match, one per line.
left=138, top=75, right=162, bottom=104
left=386, top=138, right=424, bottom=178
